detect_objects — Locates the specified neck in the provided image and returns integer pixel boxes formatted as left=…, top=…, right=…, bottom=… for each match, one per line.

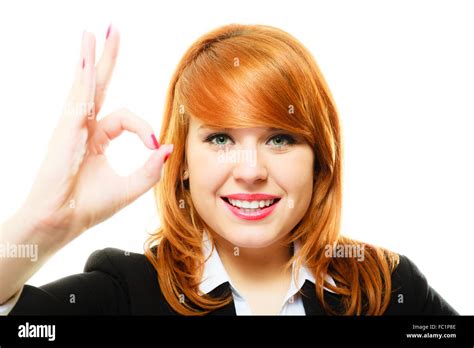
left=212, top=233, right=293, bottom=285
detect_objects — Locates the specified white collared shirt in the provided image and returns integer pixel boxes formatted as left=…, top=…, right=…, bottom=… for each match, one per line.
left=199, top=232, right=336, bottom=315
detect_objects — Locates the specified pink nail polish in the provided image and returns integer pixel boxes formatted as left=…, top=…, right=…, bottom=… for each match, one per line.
left=82, top=58, right=85, bottom=69
left=151, top=134, right=160, bottom=149
left=164, top=145, right=174, bottom=163
left=106, top=24, right=111, bottom=40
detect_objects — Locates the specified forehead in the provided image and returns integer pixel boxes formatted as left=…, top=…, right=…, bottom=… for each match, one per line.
left=189, top=116, right=281, bottom=133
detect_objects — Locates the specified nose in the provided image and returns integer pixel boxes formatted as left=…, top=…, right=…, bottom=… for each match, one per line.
left=231, top=147, right=268, bottom=184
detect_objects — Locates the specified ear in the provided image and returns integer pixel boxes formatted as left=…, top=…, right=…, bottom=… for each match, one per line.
left=182, top=169, right=190, bottom=180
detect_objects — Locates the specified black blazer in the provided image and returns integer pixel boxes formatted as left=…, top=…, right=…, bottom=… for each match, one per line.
left=9, top=248, right=458, bottom=315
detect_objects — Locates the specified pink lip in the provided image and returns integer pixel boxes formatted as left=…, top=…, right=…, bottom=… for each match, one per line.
left=221, top=197, right=280, bottom=221
left=222, top=193, right=280, bottom=200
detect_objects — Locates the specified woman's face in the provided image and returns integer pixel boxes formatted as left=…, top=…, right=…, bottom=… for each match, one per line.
left=186, top=115, right=315, bottom=249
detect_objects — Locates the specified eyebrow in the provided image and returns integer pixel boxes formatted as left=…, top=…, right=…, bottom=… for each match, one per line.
left=197, top=125, right=228, bottom=131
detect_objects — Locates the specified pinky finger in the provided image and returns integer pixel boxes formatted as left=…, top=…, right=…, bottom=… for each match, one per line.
left=63, top=31, right=96, bottom=126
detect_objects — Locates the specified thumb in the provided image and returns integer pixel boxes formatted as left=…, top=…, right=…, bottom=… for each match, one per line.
left=122, top=144, right=174, bottom=204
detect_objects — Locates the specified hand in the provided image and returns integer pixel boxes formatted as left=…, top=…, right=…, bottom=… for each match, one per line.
left=20, top=25, right=173, bottom=247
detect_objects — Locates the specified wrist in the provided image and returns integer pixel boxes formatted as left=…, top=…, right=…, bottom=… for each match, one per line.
left=1, top=207, right=65, bottom=259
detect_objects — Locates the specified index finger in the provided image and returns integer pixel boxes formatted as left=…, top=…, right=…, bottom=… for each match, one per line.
left=94, top=23, right=120, bottom=116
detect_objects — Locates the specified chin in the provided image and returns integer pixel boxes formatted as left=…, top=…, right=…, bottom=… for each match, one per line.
left=220, top=228, right=282, bottom=249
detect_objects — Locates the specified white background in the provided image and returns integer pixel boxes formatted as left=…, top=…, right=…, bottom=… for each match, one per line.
left=0, top=0, right=472, bottom=314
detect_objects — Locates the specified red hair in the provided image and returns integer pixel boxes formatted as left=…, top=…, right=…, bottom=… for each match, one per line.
left=145, top=23, right=400, bottom=315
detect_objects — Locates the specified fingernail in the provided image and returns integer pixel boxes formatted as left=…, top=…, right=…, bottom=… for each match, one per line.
left=151, top=134, right=160, bottom=149
left=81, top=31, right=86, bottom=70
left=106, top=23, right=112, bottom=40
left=164, top=144, right=174, bottom=163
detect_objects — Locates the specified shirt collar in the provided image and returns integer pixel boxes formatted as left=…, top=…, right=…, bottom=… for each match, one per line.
left=198, top=231, right=336, bottom=296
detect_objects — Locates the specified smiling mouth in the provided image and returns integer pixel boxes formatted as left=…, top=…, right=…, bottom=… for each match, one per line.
left=220, top=196, right=281, bottom=220
left=220, top=197, right=281, bottom=210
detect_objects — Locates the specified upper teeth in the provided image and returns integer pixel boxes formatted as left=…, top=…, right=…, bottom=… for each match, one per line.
left=228, top=199, right=275, bottom=208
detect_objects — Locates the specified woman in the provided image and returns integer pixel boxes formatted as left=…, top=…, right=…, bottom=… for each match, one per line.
left=0, top=23, right=457, bottom=316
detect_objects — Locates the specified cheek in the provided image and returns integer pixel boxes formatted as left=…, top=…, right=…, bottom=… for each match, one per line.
left=270, top=149, right=314, bottom=208
left=187, top=143, right=228, bottom=202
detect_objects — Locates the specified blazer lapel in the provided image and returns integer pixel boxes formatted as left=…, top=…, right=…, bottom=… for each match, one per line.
left=207, top=282, right=237, bottom=316
left=301, top=280, right=326, bottom=315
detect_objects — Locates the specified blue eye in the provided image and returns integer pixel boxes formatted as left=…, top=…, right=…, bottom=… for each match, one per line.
left=268, top=134, right=295, bottom=147
left=205, top=133, right=231, bottom=146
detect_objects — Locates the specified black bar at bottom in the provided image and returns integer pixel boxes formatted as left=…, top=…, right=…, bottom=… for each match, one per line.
left=0, top=315, right=473, bottom=346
